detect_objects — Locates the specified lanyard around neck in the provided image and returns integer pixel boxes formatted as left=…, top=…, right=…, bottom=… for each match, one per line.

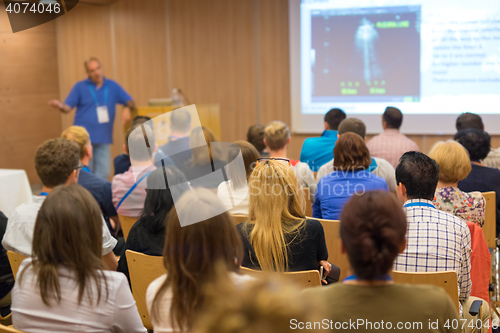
left=87, top=82, right=108, bottom=106
left=404, top=202, right=435, bottom=209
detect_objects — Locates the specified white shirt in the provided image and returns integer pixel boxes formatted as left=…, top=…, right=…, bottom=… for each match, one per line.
left=217, top=180, right=250, bottom=215
left=316, top=157, right=396, bottom=192
left=292, top=161, right=317, bottom=196
left=2, top=195, right=117, bottom=257
left=146, top=272, right=254, bottom=333
left=12, top=258, right=146, bottom=333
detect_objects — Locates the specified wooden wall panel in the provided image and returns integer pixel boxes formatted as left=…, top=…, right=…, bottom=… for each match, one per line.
left=256, top=0, right=291, bottom=127
left=0, top=8, right=60, bottom=184
left=167, top=0, right=257, bottom=142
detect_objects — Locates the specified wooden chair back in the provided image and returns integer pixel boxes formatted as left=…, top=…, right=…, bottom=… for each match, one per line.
left=0, top=325, right=26, bottom=333
left=482, top=191, right=496, bottom=248
left=240, top=267, right=321, bottom=289
left=315, top=219, right=350, bottom=281
left=7, top=251, right=26, bottom=279
left=118, top=214, right=139, bottom=241
left=392, top=270, right=460, bottom=313
left=126, top=250, right=165, bottom=330
left=302, top=187, right=312, bottom=217
left=231, top=215, right=248, bottom=226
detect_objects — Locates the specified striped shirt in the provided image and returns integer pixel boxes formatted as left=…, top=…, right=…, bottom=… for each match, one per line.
left=366, top=129, right=420, bottom=168
left=393, top=199, right=472, bottom=314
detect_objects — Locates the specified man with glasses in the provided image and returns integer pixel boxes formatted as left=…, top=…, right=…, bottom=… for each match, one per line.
left=2, top=139, right=118, bottom=270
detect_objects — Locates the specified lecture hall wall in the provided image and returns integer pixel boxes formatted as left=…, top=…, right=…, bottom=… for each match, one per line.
left=1, top=0, right=499, bottom=184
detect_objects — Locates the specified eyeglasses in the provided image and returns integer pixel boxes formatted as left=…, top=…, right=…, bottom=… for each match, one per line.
left=256, top=157, right=291, bottom=166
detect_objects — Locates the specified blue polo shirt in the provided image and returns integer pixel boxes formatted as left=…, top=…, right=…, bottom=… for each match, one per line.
left=312, top=169, right=389, bottom=220
left=65, top=77, right=132, bottom=144
left=300, top=130, right=338, bottom=172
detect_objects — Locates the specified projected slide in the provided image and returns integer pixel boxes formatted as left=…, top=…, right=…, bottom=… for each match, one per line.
left=311, top=6, right=421, bottom=102
left=299, top=0, right=500, bottom=116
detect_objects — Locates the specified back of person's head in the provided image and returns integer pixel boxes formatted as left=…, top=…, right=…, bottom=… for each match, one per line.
left=227, top=141, right=260, bottom=189
left=131, top=115, right=152, bottom=128
left=190, top=126, right=221, bottom=165
left=324, top=108, right=346, bottom=130
left=35, top=138, right=80, bottom=188
left=428, top=140, right=471, bottom=183
left=125, top=123, right=156, bottom=162
left=340, top=191, right=407, bottom=280
left=338, top=118, right=366, bottom=139
left=456, top=112, right=483, bottom=131
left=24, top=184, right=106, bottom=306
left=382, top=106, right=403, bottom=129
left=193, top=277, right=325, bottom=333
left=247, top=160, right=305, bottom=272
left=151, top=188, right=243, bottom=331
left=247, top=124, right=266, bottom=152
left=61, top=126, right=91, bottom=160
left=263, top=121, right=290, bottom=151
left=141, top=166, right=190, bottom=233
left=396, top=152, right=439, bottom=200
left=170, top=109, right=191, bottom=133
left=333, top=132, right=371, bottom=171
left=454, top=128, right=491, bottom=161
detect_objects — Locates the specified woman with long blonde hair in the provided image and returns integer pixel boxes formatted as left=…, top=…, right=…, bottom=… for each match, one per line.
left=237, top=159, right=332, bottom=279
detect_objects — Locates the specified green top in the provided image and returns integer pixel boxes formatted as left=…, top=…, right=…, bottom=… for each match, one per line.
left=302, top=283, right=460, bottom=333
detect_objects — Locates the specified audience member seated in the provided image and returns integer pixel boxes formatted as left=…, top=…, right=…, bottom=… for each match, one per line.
left=455, top=112, right=500, bottom=169
left=455, top=128, right=500, bottom=234
left=300, top=108, right=346, bottom=171
left=62, top=126, right=119, bottom=233
left=194, top=277, right=325, bottom=333
left=146, top=189, right=253, bottom=333
left=428, top=140, right=485, bottom=226
left=236, top=160, right=335, bottom=283
left=0, top=211, right=13, bottom=319
left=181, top=126, right=227, bottom=189
left=366, top=106, right=419, bottom=168
left=304, top=191, right=460, bottom=333
left=117, top=166, right=190, bottom=282
left=112, top=124, right=157, bottom=217
left=11, top=184, right=146, bottom=333
left=217, top=141, right=260, bottom=215
left=159, top=108, right=193, bottom=168
left=264, top=121, right=316, bottom=192
left=247, top=124, right=269, bottom=157
left=313, top=133, right=389, bottom=220
left=114, top=116, right=152, bottom=175
left=393, top=152, right=488, bottom=321
left=2, top=139, right=118, bottom=270
left=316, top=118, right=396, bottom=192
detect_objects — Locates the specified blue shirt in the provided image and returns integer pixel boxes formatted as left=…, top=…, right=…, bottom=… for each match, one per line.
left=313, top=169, right=389, bottom=220
left=78, top=166, right=117, bottom=231
left=65, top=77, right=132, bottom=144
left=300, top=130, right=338, bottom=172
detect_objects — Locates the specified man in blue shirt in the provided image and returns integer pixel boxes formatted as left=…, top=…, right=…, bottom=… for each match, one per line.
left=50, top=57, right=135, bottom=179
left=300, top=108, right=346, bottom=171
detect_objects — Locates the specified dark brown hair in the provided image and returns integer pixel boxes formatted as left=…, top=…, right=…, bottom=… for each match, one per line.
left=340, top=191, right=407, bottom=280
left=20, top=184, right=107, bottom=306
left=151, top=189, right=244, bottom=332
left=383, top=106, right=403, bottom=129
left=228, top=141, right=260, bottom=188
left=35, top=139, right=80, bottom=188
left=247, top=124, right=266, bottom=152
left=333, top=132, right=371, bottom=171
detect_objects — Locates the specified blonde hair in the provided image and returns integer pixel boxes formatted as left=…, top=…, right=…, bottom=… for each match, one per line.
left=61, top=126, right=90, bottom=160
left=193, top=275, right=325, bottom=333
left=190, top=127, right=221, bottom=166
left=246, top=160, right=306, bottom=272
left=428, top=140, right=472, bottom=183
left=264, top=121, right=290, bottom=151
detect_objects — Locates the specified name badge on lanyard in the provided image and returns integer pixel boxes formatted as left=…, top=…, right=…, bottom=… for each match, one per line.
left=88, top=83, right=109, bottom=124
